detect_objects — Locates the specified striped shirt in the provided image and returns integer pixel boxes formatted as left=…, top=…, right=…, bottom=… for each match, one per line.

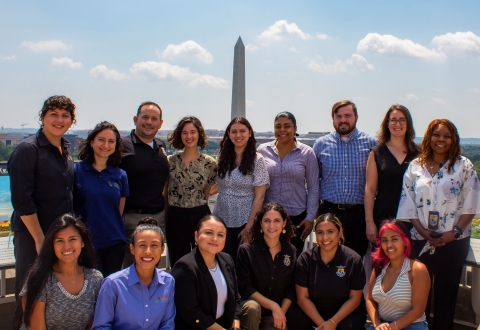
left=372, top=258, right=426, bottom=323
left=258, top=140, right=319, bottom=221
left=313, top=128, right=376, bottom=204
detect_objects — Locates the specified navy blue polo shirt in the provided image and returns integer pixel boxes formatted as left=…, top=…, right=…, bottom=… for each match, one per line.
left=74, top=161, right=129, bottom=250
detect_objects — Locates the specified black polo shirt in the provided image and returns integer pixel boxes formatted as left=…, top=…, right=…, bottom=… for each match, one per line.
left=236, top=239, right=297, bottom=316
left=120, top=130, right=169, bottom=211
left=8, top=129, right=74, bottom=233
left=295, top=245, right=365, bottom=311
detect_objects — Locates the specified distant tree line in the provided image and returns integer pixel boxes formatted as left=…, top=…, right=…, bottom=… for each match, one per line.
left=0, top=141, right=15, bottom=161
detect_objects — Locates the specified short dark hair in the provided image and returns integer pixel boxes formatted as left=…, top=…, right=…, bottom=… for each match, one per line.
left=314, top=213, right=345, bottom=244
left=78, top=121, right=123, bottom=166
left=245, top=203, right=296, bottom=243
left=331, top=100, right=357, bottom=118
left=131, top=217, right=165, bottom=246
left=196, top=214, right=227, bottom=232
left=137, top=101, right=162, bottom=119
left=167, top=116, right=208, bottom=150
left=38, top=95, right=76, bottom=126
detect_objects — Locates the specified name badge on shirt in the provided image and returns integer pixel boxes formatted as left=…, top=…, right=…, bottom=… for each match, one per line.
left=336, top=265, right=346, bottom=277
left=283, top=255, right=291, bottom=266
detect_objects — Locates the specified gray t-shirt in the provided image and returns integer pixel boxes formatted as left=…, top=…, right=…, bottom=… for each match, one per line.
left=20, top=267, right=103, bottom=330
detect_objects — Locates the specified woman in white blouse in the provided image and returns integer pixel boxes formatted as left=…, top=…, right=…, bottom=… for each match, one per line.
left=397, top=118, right=480, bottom=330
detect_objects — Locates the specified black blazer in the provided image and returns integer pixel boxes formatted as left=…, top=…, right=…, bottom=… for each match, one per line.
left=171, top=248, right=241, bottom=329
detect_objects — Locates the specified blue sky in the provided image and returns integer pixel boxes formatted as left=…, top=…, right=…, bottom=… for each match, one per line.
left=1, top=1, right=480, bottom=137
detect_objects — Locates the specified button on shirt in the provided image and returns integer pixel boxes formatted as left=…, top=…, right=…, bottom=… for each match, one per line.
left=313, top=128, right=376, bottom=205
left=8, top=129, right=74, bottom=232
left=92, top=264, right=175, bottom=330
left=258, top=141, right=319, bottom=221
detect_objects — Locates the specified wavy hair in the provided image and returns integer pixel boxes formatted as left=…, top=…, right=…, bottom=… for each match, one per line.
left=245, top=203, right=295, bottom=243
left=377, top=104, right=418, bottom=153
left=77, top=121, right=123, bottom=166
left=38, top=95, right=76, bottom=126
left=167, top=116, right=208, bottom=150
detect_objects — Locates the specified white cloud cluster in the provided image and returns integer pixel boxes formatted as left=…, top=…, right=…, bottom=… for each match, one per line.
left=405, top=94, right=420, bottom=101
left=432, top=31, right=480, bottom=56
left=245, top=44, right=259, bottom=51
left=316, top=33, right=330, bottom=40
left=160, top=40, right=213, bottom=64
left=130, top=61, right=229, bottom=89
left=258, top=20, right=312, bottom=45
left=90, top=65, right=128, bottom=81
left=308, top=54, right=374, bottom=74
left=0, top=55, right=16, bottom=60
left=21, top=40, right=70, bottom=52
left=432, top=98, right=447, bottom=106
left=52, top=57, right=82, bottom=68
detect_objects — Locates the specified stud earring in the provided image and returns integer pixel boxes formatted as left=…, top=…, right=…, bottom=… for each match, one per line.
left=260, top=229, right=263, bottom=233
left=282, top=229, right=286, bottom=234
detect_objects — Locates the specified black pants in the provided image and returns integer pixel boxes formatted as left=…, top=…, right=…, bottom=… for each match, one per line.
left=317, top=203, right=368, bottom=257
left=13, top=230, right=38, bottom=330
left=223, top=224, right=246, bottom=263
left=166, top=204, right=211, bottom=267
left=413, top=237, right=470, bottom=330
left=290, top=211, right=308, bottom=257
left=95, top=242, right=126, bottom=277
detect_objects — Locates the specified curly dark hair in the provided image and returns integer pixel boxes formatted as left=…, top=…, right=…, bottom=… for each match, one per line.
left=77, top=121, right=123, bottom=166
left=38, top=95, right=76, bottom=126
left=377, top=104, right=418, bottom=153
left=314, top=213, right=345, bottom=244
left=167, top=116, right=208, bottom=150
left=218, top=117, right=257, bottom=178
left=418, top=118, right=461, bottom=173
left=245, top=203, right=296, bottom=243
left=22, top=214, right=96, bottom=327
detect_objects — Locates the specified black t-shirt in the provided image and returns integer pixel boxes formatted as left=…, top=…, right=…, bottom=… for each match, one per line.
left=120, top=130, right=169, bottom=210
left=295, top=245, right=365, bottom=311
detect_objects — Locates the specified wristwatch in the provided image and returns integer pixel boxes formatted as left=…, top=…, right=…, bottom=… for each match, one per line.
left=453, top=226, right=463, bottom=239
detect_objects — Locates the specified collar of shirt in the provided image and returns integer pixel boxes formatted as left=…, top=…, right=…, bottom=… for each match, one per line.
left=311, top=245, right=344, bottom=267
left=265, top=140, right=301, bottom=154
left=130, top=129, right=158, bottom=147
left=37, top=129, right=71, bottom=150
left=80, top=160, right=114, bottom=174
left=127, top=263, right=164, bottom=287
left=332, top=128, right=359, bottom=143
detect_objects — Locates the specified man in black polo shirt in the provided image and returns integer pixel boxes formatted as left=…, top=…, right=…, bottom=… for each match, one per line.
left=120, top=101, right=169, bottom=268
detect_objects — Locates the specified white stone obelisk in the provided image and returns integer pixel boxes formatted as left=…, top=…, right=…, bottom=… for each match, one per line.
left=231, top=36, right=246, bottom=119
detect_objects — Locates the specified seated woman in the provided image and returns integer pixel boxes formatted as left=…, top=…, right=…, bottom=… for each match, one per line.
left=294, top=213, right=366, bottom=330
left=237, top=203, right=296, bottom=330
left=366, top=220, right=430, bottom=330
left=20, top=214, right=103, bottom=330
left=171, top=215, right=241, bottom=330
left=92, top=218, right=175, bottom=329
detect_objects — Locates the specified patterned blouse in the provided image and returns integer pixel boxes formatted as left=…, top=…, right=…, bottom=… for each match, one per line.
left=397, top=156, right=480, bottom=242
left=214, top=153, right=270, bottom=228
left=167, top=153, right=217, bottom=208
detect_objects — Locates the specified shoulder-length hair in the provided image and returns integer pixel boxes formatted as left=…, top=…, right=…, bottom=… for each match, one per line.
left=167, top=116, right=208, bottom=150
left=314, top=213, right=345, bottom=244
left=23, top=214, right=96, bottom=327
left=218, top=117, right=257, bottom=178
left=418, top=118, right=461, bottom=173
left=77, top=121, right=123, bottom=166
left=377, top=104, right=417, bottom=153
left=245, top=203, right=295, bottom=244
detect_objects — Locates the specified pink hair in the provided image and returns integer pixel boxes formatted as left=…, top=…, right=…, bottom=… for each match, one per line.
left=371, top=221, right=412, bottom=274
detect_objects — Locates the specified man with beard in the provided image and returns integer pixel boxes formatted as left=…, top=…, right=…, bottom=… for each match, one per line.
left=313, top=100, right=376, bottom=257
left=120, top=101, right=169, bottom=268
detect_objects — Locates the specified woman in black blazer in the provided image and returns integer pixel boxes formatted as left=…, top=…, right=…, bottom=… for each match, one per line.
left=172, top=215, right=241, bottom=330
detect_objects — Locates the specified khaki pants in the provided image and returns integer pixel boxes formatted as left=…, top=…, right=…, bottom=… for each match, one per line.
left=240, top=299, right=288, bottom=330
left=122, top=210, right=165, bottom=268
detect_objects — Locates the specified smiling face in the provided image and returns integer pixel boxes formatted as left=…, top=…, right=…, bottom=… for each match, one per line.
left=274, top=117, right=296, bottom=144
left=228, top=123, right=251, bottom=149
left=130, top=230, right=164, bottom=271
left=261, top=210, right=286, bottom=241
left=333, top=104, right=358, bottom=137
left=41, top=108, right=73, bottom=141
left=134, top=104, right=163, bottom=142
left=195, top=219, right=227, bottom=257
left=430, top=124, right=453, bottom=159
left=53, top=226, right=84, bottom=264
left=181, top=123, right=200, bottom=149
left=90, top=128, right=116, bottom=162
left=315, top=221, right=342, bottom=252
left=388, top=109, right=407, bottom=138
left=381, top=229, right=405, bottom=261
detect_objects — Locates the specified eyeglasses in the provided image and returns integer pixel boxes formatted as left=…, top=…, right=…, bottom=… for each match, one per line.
left=389, top=118, right=407, bottom=125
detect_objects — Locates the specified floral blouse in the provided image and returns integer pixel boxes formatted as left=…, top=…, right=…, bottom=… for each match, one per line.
left=167, top=153, right=217, bottom=208
left=397, top=156, right=480, bottom=241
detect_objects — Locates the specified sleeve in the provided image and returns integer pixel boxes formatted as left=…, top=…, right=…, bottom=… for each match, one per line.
left=7, top=143, right=39, bottom=216
left=205, top=156, right=217, bottom=190
left=120, top=169, right=129, bottom=197
left=283, top=246, right=297, bottom=302
left=294, top=251, right=310, bottom=288
left=252, top=155, right=270, bottom=188
left=312, top=140, right=323, bottom=199
left=171, top=261, right=217, bottom=329
left=349, top=255, right=366, bottom=291
left=460, top=158, right=480, bottom=215
left=305, top=148, right=320, bottom=221
left=159, top=277, right=176, bottom=330
left=396, top=162, right=419, bottom=220
left=91, top=278, right=117, bottom=330
left=236, top=245, right=258, bottom=299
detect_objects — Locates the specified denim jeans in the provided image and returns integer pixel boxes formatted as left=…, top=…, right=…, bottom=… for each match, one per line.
left=367, top=320, right=428, bottom=330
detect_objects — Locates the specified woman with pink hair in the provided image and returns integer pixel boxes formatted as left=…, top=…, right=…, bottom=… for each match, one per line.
left=366, top=220, right=430, bottom=330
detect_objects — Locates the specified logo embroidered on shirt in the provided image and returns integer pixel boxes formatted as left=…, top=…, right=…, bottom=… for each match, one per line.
left=108, top=181, right=120, bottom=189
left=283, top=255, right=291, bottom=266
left=160, top=295, right=169, bottom=302
left=67, top=155, right=73, bottom=161
left=336, top=265, right=346, bottom=277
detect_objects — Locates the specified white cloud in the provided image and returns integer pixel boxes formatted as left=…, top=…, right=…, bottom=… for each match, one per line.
left=52, top=57, right=82, bottom=68
left=316, top=33, right=330, bottom=40
left=308, top=54, right=374, bottom=74
left=258, top=20, right=312, bottom=45
left=432, top=31, right=480, bottom=56
left=406, top=94, right=420, bottom=101
left=357, top=33, right=446, bottom=61
left=245, top=44, right=259, bottom=51
left=130, top=61, right=229, bottom=89
left=468, top=88, right=480, bottom=94
left=290, top=47, right=301, bottom=53
left=432, top=98, right=447, bottom=106
left=90, top=65, right=128, bottom=81
left=21, top=40, right=70, bottom=52
left=0, top=55, right=15, bottom=60
left=160, top=40, right=213, bottom=64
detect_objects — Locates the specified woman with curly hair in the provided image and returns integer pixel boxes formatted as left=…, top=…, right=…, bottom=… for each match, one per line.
left=214, top=117, right=269, bottom=260
left=236, top=203, right=296, bottom=330
left=397, top=119, right=480, bottom=329
left=74, top=121, right=129, bottom=277
left=166, top=116, right=217, bottom=266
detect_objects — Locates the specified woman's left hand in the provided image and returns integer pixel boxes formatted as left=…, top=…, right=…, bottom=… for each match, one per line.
left=374, top=323, right=391, bottom=330
left=318, top=319, right=336, bottom=329
left=238, top=222, right=253, bottom=243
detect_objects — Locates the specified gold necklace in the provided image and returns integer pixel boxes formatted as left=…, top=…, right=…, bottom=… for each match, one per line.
left=268, top=241, right=280, bottom=249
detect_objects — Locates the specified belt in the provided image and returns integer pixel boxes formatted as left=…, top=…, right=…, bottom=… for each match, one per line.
left=322, top=200, right=364, bottom=211
left=124, top=207, right=164, bottom=215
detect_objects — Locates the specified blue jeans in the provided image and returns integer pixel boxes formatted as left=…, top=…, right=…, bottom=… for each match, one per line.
left=367, top=321, right=428, bottom=330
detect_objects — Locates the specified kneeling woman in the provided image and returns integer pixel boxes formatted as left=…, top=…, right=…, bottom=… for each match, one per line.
left=294, top=213, right=366, bottom=330
left=20, top=214, right=103, bottom=330
left=366, top=220, right=430, bottom=330
left=172, top=215, right=241, bottom=330
left=93, top=218, right=175, bottom=329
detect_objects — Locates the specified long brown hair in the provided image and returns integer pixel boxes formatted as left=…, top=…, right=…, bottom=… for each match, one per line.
left=377, top=104, right=417, bottom=153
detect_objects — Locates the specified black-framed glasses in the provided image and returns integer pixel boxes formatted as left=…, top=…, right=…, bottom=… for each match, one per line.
left=389, top=118, right=407, bottom=125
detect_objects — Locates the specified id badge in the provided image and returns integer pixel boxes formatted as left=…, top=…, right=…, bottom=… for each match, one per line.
left=428, top=211, right=439, bottom=230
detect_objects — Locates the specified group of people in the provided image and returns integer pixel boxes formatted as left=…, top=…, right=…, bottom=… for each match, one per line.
left=7, top=95, right=479, bottom=330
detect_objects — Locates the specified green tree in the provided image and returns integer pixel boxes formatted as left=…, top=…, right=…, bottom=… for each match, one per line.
left=0, top=141, right=15, bottom=161
left=474, top=161, right=480, bottom=178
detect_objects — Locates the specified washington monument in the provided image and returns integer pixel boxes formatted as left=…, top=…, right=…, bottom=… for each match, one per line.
left=231, top=36, right=245, bottom=119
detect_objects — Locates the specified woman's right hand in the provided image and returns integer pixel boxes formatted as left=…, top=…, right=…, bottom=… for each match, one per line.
left=366, top=221, right=378, bottom=243
left=375, top=323, right=391, bottom=330
left=271, top=304, right=287, bottom=330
